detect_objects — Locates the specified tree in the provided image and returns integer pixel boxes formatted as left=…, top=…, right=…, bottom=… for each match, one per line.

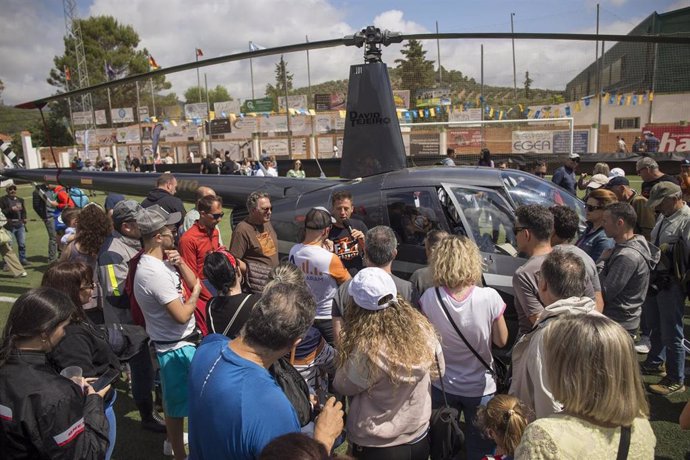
left=0, top=79, right=4, bottom=105
left=183, top=85, right=232, bottom=105
left=394, top=40, right=435, bottom=106
left=524, top=71, right=533, bottom=99
left=265, top=56, right=293, bottom=110
left=47, top=16, right=171, bottom=125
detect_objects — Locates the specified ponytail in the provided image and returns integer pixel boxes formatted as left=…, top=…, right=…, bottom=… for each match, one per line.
left=474, top=394, right=531, bottom=457
left=501, top=406, right=529, bottom=456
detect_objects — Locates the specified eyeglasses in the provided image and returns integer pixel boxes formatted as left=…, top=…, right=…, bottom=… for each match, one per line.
left=586, top=204, right=604, bottom=212
left=80, top=282, right=96, bottom=290
left=205, top=212, right=224, bottom=219
left=636, top=167, right=648, bottom=174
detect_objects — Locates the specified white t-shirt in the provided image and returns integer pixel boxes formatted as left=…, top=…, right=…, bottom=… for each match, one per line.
left=420, top=285, right=505, bottom=397
left=289, top=243, right=350, bottom=319
left=134, top=254, right=196, bottom=352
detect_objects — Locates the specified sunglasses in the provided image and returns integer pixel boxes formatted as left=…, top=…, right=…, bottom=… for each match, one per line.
left=205, top=212, right=224, bottom=219
left=586, top=204, right=604, bottom=212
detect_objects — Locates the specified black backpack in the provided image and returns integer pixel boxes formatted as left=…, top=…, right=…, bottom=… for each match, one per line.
left=269, top=356, right=313, bottom=427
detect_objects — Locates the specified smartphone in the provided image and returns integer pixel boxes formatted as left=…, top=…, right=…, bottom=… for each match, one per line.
left=90, top=368, right=120, bottom=392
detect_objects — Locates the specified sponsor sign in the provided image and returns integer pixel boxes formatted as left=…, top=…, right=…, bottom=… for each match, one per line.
left=330, top=93, right=347, bottom=111
left=410, top=133, right=440, bottom=155
left=449, top=108, right=482, bottom=123
left=94, top=110, right=107, bottom=126
left=278, top=95, right=308, bottom=111
left=314, top=94, right=331, bottom=111
left=512, top=131, right=554, bottom=154
left=243, top=97, right=274, bottom=112
left=553, top=130, right=589, bottom=154
left=393, top=90, right=410, bottom=109
left=449, top=129, right=483, bottom=148
left=314, top=114, right=334, bottom=133
left=111, top=107, right=135, bottom=124
left=72, top=111, right=93, bottom=126
left=205, top=119, right=232, bottom=135
left=184, top=103, right=208, bottom=119
left=138, top=106, right=149, bottom=120
left=214, top=100, right=241, bottom=116
left=644, top=125, right=690, bottom=153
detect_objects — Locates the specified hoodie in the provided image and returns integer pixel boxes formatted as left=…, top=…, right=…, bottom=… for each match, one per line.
left=140, top=188, right=186, bottom=219
left=509, top=296, right=598, bottom=419
left=598, top=235, right=660, bottom=332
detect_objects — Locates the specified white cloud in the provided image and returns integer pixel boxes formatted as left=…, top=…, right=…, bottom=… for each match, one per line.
left=0, top=0, right=672, bottom=109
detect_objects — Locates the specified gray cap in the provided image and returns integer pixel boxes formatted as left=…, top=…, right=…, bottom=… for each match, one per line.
left=647, top=182, right=682, bottom=208
left=136, top=205, right=181, bottom=235
left=112, top=200, right=143, bottom=228
left=636, top=157, right=658, bottom=170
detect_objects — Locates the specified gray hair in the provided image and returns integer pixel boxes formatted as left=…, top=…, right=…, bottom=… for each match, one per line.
left=246, top=191, right=270, bottom=212
left=636, top=157, right=658, bottom=171
left=365, top=226, right=398, bottom=266
left=242, top=282, right=316, bottom=351
left=541, top=250, right=587, bottom=299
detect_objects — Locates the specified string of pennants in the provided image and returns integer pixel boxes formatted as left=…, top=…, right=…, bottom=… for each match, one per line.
left=525, top=90, right=655, bottom=120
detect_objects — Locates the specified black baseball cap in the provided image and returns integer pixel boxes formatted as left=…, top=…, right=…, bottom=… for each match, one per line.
left=606, top=176, right=630, bottom=187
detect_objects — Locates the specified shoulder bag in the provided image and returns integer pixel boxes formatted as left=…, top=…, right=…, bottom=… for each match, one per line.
left=435, top=287, right=510, bottom=393
left=269, top=355, right=313, bottom=427
left=429, top=352, right=464, bottom=460
left=617, top=425, right=631, bottom=460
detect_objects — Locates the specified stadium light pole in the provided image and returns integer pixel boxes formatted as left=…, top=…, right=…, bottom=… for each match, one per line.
left=511, top=13, right=517, bottom=104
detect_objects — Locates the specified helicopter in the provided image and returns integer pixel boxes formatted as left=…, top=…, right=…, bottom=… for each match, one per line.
left=3, top=27, right=685, bottom=338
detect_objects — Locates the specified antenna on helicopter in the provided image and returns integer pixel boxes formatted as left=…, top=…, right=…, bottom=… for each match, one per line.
left=344, top=26, right=403, bottom=64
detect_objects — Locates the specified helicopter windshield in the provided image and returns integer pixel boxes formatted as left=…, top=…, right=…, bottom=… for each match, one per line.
left=500, top=170, right=586, bottom=223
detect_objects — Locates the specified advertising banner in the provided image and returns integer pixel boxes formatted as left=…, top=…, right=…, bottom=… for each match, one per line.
left=278, top=95, right=308, bottom=112
left=644, top=125, right=690, bottom=153
left=243, top=98, right=274, bottom=112
left=214, top=100, right=242, bottom=116
left=184, top=103, right=208, bottom=119
left=449, top=129, right=483, bottom=148
left=94, top=110, right=108, bottom=126
left=512, top=131, right=554, bottom=154
left=115, top=126, right=141, bottom=143
left=314, top=94, right=331, bottom=111
left=393, top=90, right=410, bottom=109
left=449, top=108, right=482, bottom=123
left=72, top=111, right=94, bottom=126
left=111, top=107, right=135, bottom=124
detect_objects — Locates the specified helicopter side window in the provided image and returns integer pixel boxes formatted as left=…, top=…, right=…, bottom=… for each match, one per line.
left=446, top=187, right=516, bottom=254
left=386, top=191, right=441, bottom=246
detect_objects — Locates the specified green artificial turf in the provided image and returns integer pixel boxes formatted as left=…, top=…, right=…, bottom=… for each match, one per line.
left=0, top=176, right=689, bottom=459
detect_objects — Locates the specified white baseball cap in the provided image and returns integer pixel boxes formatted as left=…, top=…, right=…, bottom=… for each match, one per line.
left=608, top=167, right=625, bottom=178
left=348, top=267, right=398, bottom=311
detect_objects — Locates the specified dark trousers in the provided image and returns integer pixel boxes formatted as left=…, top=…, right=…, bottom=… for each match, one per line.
left=351, top=434, right=429, bottom=460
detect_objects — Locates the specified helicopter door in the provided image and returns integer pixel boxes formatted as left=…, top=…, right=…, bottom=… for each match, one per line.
left=384, top=188, right=448, bottom=278
left=439, top=183, right=525, bottom=295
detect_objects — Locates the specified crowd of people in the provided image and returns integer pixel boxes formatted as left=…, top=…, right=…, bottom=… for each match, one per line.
left=0, top=158, right=688, bottom=460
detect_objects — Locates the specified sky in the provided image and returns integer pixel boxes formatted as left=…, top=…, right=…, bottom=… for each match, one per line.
left=1, top=0, right=689, bottom=107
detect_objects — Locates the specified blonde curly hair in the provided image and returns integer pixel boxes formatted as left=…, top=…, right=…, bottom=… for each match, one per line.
left=338, top=297, right=439, bottom=386
left=431, top=235, right=483, bottom=289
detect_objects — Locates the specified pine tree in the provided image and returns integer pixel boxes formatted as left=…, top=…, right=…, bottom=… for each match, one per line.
left=265, top=56, right=294, bottom=110
left=394, top=40, right=435, bottom=106
left=524, top=71, right=533, bottom=99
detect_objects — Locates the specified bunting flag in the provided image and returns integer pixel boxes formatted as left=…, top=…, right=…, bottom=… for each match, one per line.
left=506, top=107, right=514, bottom=115
left=411, top=110, right=417, bottom=119
left=584, top=98, right=591, bottom=107
left=488, top=108, right=494, bottom=118
left=632, top=95, right=638, bottom=106
left=171, top=120, right=177, bottom=127
left=404, top=112, right=411, bottom=122
left=196, top=48, right=204, bottom=57
left=148, top=55, right=160, bottom=70
left=475, top=96, right=481, bottom=108
left=648, top=91, right=654, bottom=102
left=308, top=109, right=316, bottom=116
left=498, top=110, right=504, bottom=120
left=229, top=114, right=236, bottom=122
left=575, top=101, right=581, bottom=112
left=526, top=109, right=532, bottom=118
left=609, top=94, right=616, bottom=105
left=625, top=95, right=632, bottom=106
left=64, top=65, right=71, bottom=81
left=429, top=108, right=436, bottom=117
left=209, top=111, right=215, bottom=120
left=554, top=108, right=560, bottom=118
left=339, top=110, right=346, bottom=119
left=288, top=108, right=296, bottom=116
left=518, top=104, right=524, bottom=113
left=565, top=106, right=571, bottom=116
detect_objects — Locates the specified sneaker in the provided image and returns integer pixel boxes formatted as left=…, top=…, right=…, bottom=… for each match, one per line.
left=649, top=377, right=685, bottom=396
left=640, top=362, right=667, bottom=377
left=20, top=260, right=30, bottom=267
left=163, top=433, right=188, bottom=456
left=635, top=336, right=651, bottom=354
left=141, top=410, right=167, bottom=433
left=13, top=271, right=27, bottom=278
